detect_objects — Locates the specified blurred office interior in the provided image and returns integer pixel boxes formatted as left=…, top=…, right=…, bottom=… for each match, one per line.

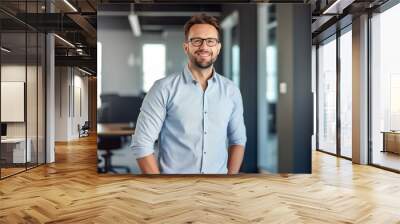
left=0, top=0, right=399, bottom=177
left=96, top=3, right=312, bottom=174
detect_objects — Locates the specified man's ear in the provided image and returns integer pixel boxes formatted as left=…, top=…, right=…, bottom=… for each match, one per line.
left=183, top=42, right=189, bottom=54
left=216, top=43, right=222, bottom=55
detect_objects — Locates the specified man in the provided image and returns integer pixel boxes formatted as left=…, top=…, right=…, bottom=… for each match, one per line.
left=131, top=13, right=246, bottom=174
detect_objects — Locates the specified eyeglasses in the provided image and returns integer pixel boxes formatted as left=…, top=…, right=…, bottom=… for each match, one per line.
left=187, top=38, right=220, bottom=47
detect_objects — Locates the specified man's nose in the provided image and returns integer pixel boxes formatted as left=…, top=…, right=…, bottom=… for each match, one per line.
left=199, top=40, right=209, bottom=49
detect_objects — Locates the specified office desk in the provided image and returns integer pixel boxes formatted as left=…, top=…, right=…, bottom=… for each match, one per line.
left=97, top=123, right=134, bottom=173
left=1, top=138, right=31, bottom=163
left=382, top=131, right=400, bottom=154
left=97, top=123, right=135, bottom=137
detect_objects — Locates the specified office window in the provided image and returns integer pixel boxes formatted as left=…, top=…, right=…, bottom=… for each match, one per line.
left=371, top=3, right=400, bottom=171
left=97, top=42, right=102, bottom=108
left=266, top=45, right=277, bottom=103
left=142, top=44, right=166, bottom=92
left=263, top=41, right=278, bottom=172
left=231, top=25, right=240, bottom=87
left=232, top=44, right=240, bottom=86
left=317, top=37, right=337, bottom=154
left=339, top=29, right=352, bottom=158
left=258, top=5, right=278, bottom=172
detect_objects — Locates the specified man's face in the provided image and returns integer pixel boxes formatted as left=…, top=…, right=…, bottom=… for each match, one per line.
left=183, top=24, right=221, bottom=69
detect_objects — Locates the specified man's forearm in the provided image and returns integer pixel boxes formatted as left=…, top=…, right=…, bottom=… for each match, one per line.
left=227, top=145, right=245, bottom=174
left=137, top=154, right=160, bottom=174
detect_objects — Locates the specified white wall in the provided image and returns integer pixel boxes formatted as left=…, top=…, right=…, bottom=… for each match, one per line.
left=98, top=28, right=146, bottom=96
left=55, top=67, right=68, bottom=141
left=1, top=64, right=46, bottom=163
left=71, top=73, right=89, bottom=138
left=98, top=16, right=187, bottom=96
left=1, top=66, right=26, bottom=134
left=55, top=67, right=89, bottom=141
left=1, top=65, right=38, bottom=137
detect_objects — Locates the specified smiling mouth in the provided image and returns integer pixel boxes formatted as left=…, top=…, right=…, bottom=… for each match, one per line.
left=197, top=52, right=211, bottom=57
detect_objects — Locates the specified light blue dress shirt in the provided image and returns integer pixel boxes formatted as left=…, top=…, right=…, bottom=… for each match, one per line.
left=131, top=65, right=247, bottom=174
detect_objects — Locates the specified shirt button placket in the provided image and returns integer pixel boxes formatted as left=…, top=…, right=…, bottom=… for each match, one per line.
left=202, top=91, right=208, bottom=173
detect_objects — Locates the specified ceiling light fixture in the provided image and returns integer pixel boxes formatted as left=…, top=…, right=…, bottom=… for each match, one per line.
left=63, top=0, right=78, bottom=12
left=128, top=14, right=141, bottom=37
left=78, top=67, right=92, bottom=76
left=54, top=34, right=75, bottom=48
left=322, top=0, right=354, bottom=15
left=1, top=47, right=11, bottom=53
left=128, top=4, right=141, bottom=37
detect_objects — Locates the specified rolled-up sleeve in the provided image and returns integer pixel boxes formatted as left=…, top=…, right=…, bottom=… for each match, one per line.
left=131, top=80, right=167, bottom=159
left=227, top=87, right=247, bottom=147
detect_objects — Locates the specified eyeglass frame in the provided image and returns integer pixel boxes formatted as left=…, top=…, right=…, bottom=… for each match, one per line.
left=186, top=37, right=221, bottom=47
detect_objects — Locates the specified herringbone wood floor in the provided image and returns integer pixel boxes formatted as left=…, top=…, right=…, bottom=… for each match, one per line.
left=1, top=135, right=400, bottom=224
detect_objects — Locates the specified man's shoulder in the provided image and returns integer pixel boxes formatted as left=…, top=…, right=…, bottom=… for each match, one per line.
left=146, top=73, right=182, bottom=101
left=153, top=72, right=182, bottom=89
left=216, top=73, right=241, bottom=92
left=217, top=74, right=234, bottom=85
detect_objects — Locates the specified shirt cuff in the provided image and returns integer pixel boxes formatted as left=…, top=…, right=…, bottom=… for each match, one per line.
left=132, top=146, right=154, bottom=159
left=228, top=139, right=246, bottom=147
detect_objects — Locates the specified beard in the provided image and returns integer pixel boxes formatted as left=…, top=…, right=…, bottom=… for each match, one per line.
left=189, top=50, right=217, bottom=69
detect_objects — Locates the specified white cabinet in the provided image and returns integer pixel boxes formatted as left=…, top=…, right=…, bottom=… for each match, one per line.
left=1, top=138, right=32, bottom=163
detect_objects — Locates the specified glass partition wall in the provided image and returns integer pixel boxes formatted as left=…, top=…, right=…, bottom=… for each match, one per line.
left=316, top=0, right=400, bottom=172
left=339, top=28, right=352, bottom=159
left=317, top=35, right=337, bottom=155
left=316, top=26, right=352, bottom=159
left=370, top=2, right=400, bottom=171
left=0, top=1, right=46, bottom=179
left=0, top=29, right=28, bottom=177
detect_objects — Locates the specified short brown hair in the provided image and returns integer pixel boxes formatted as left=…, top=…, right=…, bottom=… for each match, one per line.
left=184, top=13, right=221, bottom=41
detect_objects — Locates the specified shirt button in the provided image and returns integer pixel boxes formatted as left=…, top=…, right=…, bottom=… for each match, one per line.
left=203, top=151, right=206, bottom=154
left=204, top=111, right=207, bottom=114
left=204, top=131, right=207, bottom=135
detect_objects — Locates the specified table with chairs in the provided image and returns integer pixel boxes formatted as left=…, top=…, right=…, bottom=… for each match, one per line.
left=97, top=123, right=135, bottom=173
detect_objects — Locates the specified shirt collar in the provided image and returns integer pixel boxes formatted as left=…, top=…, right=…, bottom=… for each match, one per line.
left=183, top=64, right=218, bottom=84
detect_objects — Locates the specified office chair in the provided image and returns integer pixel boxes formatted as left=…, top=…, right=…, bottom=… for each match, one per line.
left=79, top=121, right=90, bottom=138
left=97, top=136, right=131, bottom=173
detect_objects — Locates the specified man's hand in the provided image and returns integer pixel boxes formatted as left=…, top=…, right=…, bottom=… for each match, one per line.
left=137, top=154, right=160, bottom=174
left=227, top=145, right=245, bottom=174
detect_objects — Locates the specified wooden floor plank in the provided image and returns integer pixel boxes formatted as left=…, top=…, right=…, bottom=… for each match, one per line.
left=0, top=135, right=399, bottom=223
